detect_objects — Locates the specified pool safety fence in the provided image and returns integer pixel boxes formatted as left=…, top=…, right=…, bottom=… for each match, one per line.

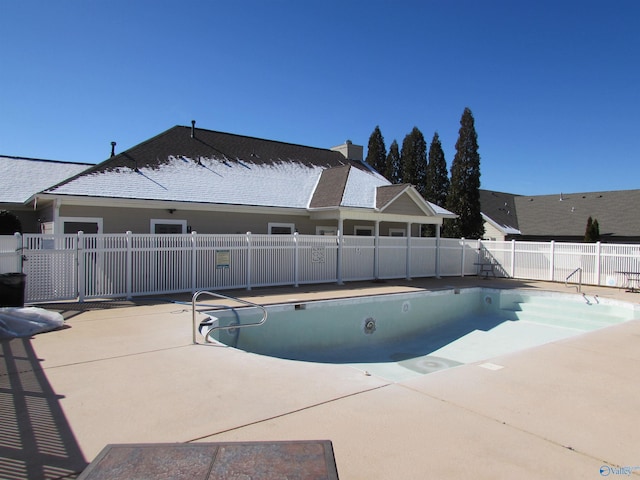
left=1, top=233, right=638, bottom=303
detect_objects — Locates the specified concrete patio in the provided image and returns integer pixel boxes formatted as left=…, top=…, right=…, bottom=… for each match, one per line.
left=2, top=277, right=639, bottom=479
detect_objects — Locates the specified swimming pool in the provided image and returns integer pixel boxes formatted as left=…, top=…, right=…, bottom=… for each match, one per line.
left=199, top=288, right=639, bottom=380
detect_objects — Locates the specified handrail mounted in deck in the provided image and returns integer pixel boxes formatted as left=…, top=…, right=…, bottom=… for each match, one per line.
left=565, top=267, right=582, bottom=292
left=191, top=290, right=268, bottom=345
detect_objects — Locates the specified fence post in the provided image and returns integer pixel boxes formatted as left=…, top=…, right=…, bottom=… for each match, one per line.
left=435, top=225, right=441, bottom=279
left=191, top=231, right=198, bottom=293
left=14, top=232, right=22, bottom=272
left=406, top=231, right=412, bottom=280
left=549, top=240, right=555, bottom=281
left=126, top=231, right=132, bottom=300
left=460, top=238, right=466, bottom=277
left=246, top=232, right=252, bottom=291
left=336, top=226, right=344, bottom=285
left=510, top=240, right=516, bottom=278
left=77, top=232, right=85, bottom=302
left=595, top=241, right=602, bottom=286
left=293, top=232, right=299, bottom=287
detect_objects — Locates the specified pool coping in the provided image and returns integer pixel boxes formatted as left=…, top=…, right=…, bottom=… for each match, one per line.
left=3, top=276, right=640, bottom=479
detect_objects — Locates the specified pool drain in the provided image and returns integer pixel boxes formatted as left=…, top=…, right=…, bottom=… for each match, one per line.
left=364, top=318, right=376, bottom=334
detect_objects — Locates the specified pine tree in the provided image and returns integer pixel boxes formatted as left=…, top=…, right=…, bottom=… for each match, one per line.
left=425, top=132, right=449, bottom=208
left=365, top=126, right=387, bottom=175
left=400, top=127, right=428, bottom=197
left=585, top=217, right=601, bottom=242
left=384, top=140, right=401, bottom=184
left=424, top=132, right=450, bottom=236
left=444, top=108, right=484, bottom=238
left=584, top=216, right=594, bottom=242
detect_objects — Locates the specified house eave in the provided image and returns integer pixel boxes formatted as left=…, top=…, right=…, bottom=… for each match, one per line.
left=482, top=213, right=521, bottom=235
left=34, top=194, right=310, bottom=216
left=308, top=206, right=444, bottom=225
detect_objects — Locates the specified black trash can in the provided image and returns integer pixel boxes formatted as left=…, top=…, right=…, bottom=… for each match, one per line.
left=0, top=273, right=26, bottom=307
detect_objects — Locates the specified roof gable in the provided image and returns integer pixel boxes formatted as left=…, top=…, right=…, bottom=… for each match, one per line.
left=376, top=184, right=455, bottom=218
left=380, top=191, right=429, bottom=216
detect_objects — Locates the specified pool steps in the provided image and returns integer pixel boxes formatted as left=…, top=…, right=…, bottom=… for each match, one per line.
left=498, top=297, right=632, bottom=332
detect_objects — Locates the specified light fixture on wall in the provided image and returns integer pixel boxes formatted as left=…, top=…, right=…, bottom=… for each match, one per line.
left=168, top=209, right=176, bottom=214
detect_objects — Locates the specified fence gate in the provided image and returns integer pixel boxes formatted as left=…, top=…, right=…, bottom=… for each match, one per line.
left=22, top=234, right=79, bottom=303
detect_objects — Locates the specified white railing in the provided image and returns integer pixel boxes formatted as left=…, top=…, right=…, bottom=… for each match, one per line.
left=2, top=233, right=640, bottom=303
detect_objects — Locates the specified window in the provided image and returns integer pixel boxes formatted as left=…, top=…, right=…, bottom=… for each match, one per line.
left=268, top=223, right=295, bottom=235
left=151, top=219, right=187, bottom=234
left=389, top=228, right=406, bottom=237
left=354, top=226, right=374, bottom=236
left=316, top=226, right=337, bottom=235
left=59, top=217, right=103, bottom=234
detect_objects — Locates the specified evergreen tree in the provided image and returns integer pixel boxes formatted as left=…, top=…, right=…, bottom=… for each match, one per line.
left=444, top=108, right=484, bottom=238
left=384, top=139, right=402, bottom=184
left=0, top=210, right=22, bottom=235
left=425, top=132, right=449, bottom=208
left=584, top=216, right=601, bottom=242
left=584, top=216, right=594, bottom=242
left=365, top=126, right=387, bottom=175
left=424, top=132, right=450, bottom=236
left=400, top=127, right=428, bottom=197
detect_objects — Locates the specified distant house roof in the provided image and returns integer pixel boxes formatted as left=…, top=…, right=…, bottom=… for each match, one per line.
left=480, top=188, right=640, bottom=241
left=0, top=155, right=91, bottom=204
left=514, top=190, right=640, bottom=240
left=479, top=190, right=521, bottom=235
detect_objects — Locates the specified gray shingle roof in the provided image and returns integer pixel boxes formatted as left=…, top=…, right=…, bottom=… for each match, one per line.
left=0, top=156, right=91, bottom=204
left=44, top=126, right=386, bottom=209
left=309, top=166, right=350, bottom=208
left=481, top=188, right=640, bottom=240
left=479, top=190, right=520, bottom=231
left=514, top=190, right=640, bottom=239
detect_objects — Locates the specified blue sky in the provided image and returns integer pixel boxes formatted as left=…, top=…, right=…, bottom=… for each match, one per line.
left=1, top=0, right=638, bottom=195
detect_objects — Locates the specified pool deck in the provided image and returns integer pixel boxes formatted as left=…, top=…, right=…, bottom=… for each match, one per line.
left=3, top=277, right=640, bottom=479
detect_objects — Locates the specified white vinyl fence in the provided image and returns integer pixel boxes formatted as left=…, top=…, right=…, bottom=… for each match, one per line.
left=1, top=233, right=639, bottom=303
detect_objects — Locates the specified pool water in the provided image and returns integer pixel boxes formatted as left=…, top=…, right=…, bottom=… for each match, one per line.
left=202, top=288, right=639, bottom=381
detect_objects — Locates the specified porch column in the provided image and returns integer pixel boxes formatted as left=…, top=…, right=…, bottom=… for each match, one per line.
left=53, top=199, right=61, bottom=234
left=406, top=222, right=412, bottom=280
left=336, top=218, right=344, bottom=285
left=435, top=224, right=441, bottom=278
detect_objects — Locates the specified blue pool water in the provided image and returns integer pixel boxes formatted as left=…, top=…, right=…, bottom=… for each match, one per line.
left=202, top=288, right=639, bottom=380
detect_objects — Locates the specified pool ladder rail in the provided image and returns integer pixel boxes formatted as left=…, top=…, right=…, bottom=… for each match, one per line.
left=191, top=290, right=268, bottom=345
left=565, top=267, right=582, bottom=293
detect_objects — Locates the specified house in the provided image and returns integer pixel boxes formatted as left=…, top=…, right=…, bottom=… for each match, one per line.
left=0, top=155, right=91, bottom=232
left=480, top=189, right=640, bottom=243
left=22, top=124, right=454, bottom=236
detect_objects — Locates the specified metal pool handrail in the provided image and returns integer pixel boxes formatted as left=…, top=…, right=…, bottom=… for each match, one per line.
left=191, top=290, right=268, bottom=345
left=565, top=267, right=582, bottom=292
